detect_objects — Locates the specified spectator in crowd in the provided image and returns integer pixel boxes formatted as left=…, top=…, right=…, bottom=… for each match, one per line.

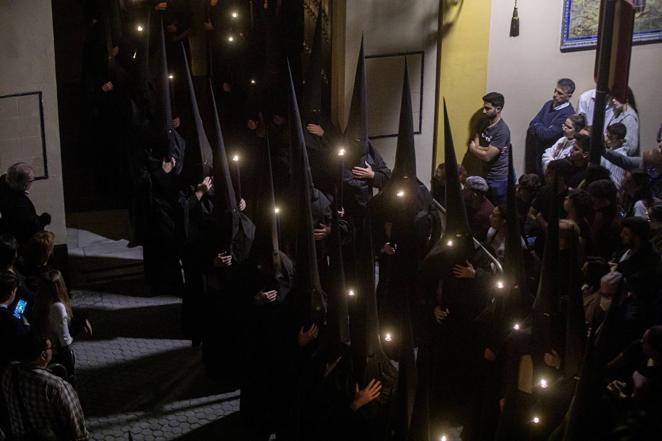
left=587, top=179, right=621, bottom=260
left=19, top=231, right=56, bottom=294
left=33, top=270, right=92, bottom=380
left=468, top=92, right=511, bottom=205
left=485, top=204, right=507, bottom=260
left=0, top=333, right=89, bottom=440
left=606, top=89, right=639, bottom=156
left=0, top=271, right=30, bottom=366
left=0, top=163, right=51, bottom=244
left=541, top=113, right=587, bottom=173
left=526, top=78, right=576, bottom=175
left=431, top=162, right=467, bottom=205
left=621, top=169, right=660, bottom=220
left=565, top=134, right=591, bottom=189
left=462, top=176, right=494, bottom=242
left=576, top=88, right=613, bottom=128
left=601, top=122, right=631, bottom=189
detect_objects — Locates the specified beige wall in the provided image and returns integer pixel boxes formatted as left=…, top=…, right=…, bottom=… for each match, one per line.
left=487, top=0, right=662, bottom=174
left=339, top=0, right=439, bottom=185
left=0, top=0, right=66, bottom=244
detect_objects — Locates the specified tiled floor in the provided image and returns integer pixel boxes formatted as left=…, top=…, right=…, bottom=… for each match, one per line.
left=66, top=211, right=242, bottom=440
left=72, top=290, right=241, bottom=441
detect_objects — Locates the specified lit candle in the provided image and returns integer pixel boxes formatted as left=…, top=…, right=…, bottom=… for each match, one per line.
left=136, top=24, right=144, bottom=32
left=347, top=289, right=355, bottom=297
left=513, top=322, right=521, bottom=331
left=337, top=147, right=346, bottom=215
left=446, top=239, right=454, bottom=247
left=231, top=11, right=239, bottom=19
left=496, top=280, right=505, bottom=289
left=228, top=35, right=235, bottom=43
left=168, top=74, right=174, bottom=80
left=384, top=333, right=392, bottom=342
left=539, top=378, right=548, bottom=389
left=232, top=154, right=242, bottom=202
left=396, top=189, right=405, bottom=198
left=441, top=436, right=448, bottom=441
left=532, top=416, right=540, bottom=424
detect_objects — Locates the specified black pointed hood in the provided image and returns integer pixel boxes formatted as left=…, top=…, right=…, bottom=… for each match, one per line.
left=181, top=43, right=213, bottom=177
left=208, top=79, right=237, bottom=212
left=532, top=174, right=561, bottom=358
left=427, top=100, right=474, bottom=265
left=301, top=4, right=324, bottom=124
left=327, top=206, right=350, bottom=346
left=503, top=145, right=530, bottom=317
left=564, top=231, right=586, bottom=378
left=287, top=60, right=326, bottom=324
left=156, top=15, right=173, bottom=136
left=344, top=36, right=369, bottom=167
left=392, top=62, right=417, bottom=182
left=209, top=79, right=255, bottom=262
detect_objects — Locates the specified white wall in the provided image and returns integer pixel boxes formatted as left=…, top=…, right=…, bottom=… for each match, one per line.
left=487, top=0, right=662, bottom=174
left=341, top=0, right=439, bottom=185
left=0, top=0, right=66, bottom=244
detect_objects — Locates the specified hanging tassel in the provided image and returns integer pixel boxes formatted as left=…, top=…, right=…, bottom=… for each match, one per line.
left=510, top=0, right=520, bottom=37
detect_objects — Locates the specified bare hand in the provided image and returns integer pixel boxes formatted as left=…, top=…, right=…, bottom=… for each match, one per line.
left=434, top=305, right=450, bottom=323
left=544, top=350, right=561, bottom=369
left=452, top=260, right=476, bottom=278
left=195, top=177, right=213, bottom=199
left=297, top=323, right=319, bottom=347
left=352, top=162, right=375, bottom=180
left=306, top=124, right=325, bottom=137
left=111, top=46, right=119, bottom=58
left=101, top=81, right=114, bottom=93
left=223, top=82, right=232, bottom=93
left=239, top=198, right=246, bottom=211
left=213, top=252, right=232, bottom=268
left=203, top=20, right=214, bottom=31
left=162, top=157, right=176, bottom=174
left=254, top=290, right=278, bottom=305
left=313, top=224, right=331, bottom=241
left=155, top=2, right=168, bottom=10
left=383, top=242, right=396, bottom=256
left=351, top=379, right=382, bottom=411
left=484, top=347, right=496, bottom=361
left=606, top=380, right=628, bottom=399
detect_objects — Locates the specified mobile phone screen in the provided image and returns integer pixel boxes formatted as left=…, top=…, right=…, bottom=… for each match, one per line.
left=13, top=299, right=27, bottom=319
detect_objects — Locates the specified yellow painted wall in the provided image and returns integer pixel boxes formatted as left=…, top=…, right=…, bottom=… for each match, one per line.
left=436, top=0, right=492, bottom=170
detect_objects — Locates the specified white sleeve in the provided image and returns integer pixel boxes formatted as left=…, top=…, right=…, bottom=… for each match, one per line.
left=50, top=303, right=74, bottom=347
left=633, top=201, right=649, bottom=220
left=541, top=137, right=564, bottom=173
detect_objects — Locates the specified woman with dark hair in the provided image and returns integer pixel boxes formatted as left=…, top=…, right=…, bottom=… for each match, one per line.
left=541, top=113, right=587, bottom=173
left=606, top=88, right=639, bottom=156
left=33, top=270, right=92, bottom=380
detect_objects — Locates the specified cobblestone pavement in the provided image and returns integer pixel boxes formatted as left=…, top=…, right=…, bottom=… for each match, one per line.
left=71, top=289, right=242, bottom=441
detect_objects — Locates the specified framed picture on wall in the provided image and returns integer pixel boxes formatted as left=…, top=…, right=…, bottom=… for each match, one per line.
left=561, top=0, right=662, bottom=51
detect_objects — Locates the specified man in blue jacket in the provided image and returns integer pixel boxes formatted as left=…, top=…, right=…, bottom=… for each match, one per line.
left=525, top=78, right=576, bottom=176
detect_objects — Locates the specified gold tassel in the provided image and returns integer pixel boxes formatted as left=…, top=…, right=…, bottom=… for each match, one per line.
left=510, top=0, right=520, bottom=37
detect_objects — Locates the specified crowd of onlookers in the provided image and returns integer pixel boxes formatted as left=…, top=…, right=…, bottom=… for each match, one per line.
left=1, top=163, right=91, bottom=440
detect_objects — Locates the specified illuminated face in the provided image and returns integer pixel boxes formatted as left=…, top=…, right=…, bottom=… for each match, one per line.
left=482, top=101, right=500, bottom=120
left=553, top=85, right=571, bottom=106
left=569, top=144, right=587, bottom=164
left=562, top=118, right=576, bottom=139
left=563, top=195, right=572, bottom=213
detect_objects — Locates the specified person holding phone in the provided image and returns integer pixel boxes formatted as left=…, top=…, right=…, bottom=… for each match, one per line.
left=0, top=271, right=30, bottom=366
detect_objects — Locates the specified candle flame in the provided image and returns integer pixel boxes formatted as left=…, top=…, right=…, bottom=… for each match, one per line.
left=539, top=378, right=549, bottom=389
left=168, top=74, right=174, bottom=80
left=228, top=35, right=235, bottom=42
left=496, top=280, right=505, bottom=289
left=446, top=239, right=453, bottom=247
left=136, top=25, right=144, bottom=32
left=231, top=11, right=239, bottom=18
left=274, top=207, right=280, bottom=214
left=337, top=148, right=346, bottom=157
left=384, top=333, right=392, bottom=342
left=532, top=416, right=540, bottom=424
left=396, top=190, right=405, bottom=198
left=513, top=322, right=521, bottom=331
left=232, top=154, right=240, bottom=162
left=347, top=289, right=355, bottom=297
